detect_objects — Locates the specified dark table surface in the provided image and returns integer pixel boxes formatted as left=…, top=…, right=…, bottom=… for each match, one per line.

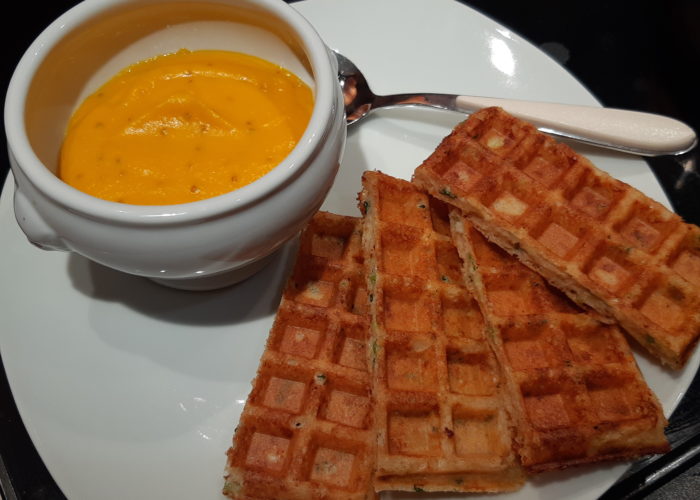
left=2, top=1, right=699, bottom=499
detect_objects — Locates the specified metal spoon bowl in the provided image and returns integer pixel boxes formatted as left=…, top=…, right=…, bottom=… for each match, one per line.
left=334, top=50, right=696, bottom=157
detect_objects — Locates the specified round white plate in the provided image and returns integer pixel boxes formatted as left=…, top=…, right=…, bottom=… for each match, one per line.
left=1, top=1, right=696, bottom=499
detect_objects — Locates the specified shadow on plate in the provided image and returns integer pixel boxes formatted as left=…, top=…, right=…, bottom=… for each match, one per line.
left=23, top=242, right=302, bottom=443
left=66, top=237, right=300, bottom=327
left=321, top=123, right=372, bottom=215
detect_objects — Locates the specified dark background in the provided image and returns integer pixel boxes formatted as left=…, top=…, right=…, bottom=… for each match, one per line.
left=2, top=1, right=699, bottom=499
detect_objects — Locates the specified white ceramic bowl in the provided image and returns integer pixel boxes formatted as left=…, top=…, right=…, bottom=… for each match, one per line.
left=5, top=0, right=345, bottom=290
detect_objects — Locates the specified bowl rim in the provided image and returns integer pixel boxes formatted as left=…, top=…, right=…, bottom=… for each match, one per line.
left=4, top=0, right=338, bottom=225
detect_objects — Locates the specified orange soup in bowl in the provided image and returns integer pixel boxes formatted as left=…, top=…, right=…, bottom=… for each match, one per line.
left=59, top=49, right=313, bottom=205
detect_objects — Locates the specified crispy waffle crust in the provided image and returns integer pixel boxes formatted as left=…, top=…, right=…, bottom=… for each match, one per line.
left=358, top=171, right=525, bottom=492
left=224, top=212, right=377, bottom=500
left=449, top=210, right=669, bottom=472
left=413, top=107, right=700, bottom=369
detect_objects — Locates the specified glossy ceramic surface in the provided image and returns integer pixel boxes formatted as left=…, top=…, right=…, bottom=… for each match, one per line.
left=5, top=0, right=345, bottom=290
left=0, top=0, right=697, bottom=499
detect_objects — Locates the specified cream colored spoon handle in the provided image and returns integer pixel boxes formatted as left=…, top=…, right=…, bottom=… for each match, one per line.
left=454, top=95, right=696, bottom=156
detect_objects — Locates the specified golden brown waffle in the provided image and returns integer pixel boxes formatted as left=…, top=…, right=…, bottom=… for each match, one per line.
left=449, top=211, right=669, bottom=472
left=224, top=212, right=377, bottom=500
left=358, top=171, right=525, bottom=492
left=413, top=106, right=700, bottom=369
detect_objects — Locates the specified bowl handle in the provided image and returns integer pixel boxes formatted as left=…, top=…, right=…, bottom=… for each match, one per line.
left=13, top=186, right=68, bottom=251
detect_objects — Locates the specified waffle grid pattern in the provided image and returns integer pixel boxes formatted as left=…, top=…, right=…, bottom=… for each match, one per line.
left=449, top=212, right=669, bottom=472
left=413, top=106, right=700, bottom=368
left=224, top=212, right=377, bottom=500
left=359, top=171, right=524, bottom=492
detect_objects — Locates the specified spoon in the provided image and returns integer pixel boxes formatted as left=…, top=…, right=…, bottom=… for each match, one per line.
left=334, top=50, right=697, bottom=157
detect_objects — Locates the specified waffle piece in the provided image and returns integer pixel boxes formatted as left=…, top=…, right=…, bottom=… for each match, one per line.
left=449, top=210, right=669, bottom=472
left=224, top=212, right=377, bottom=500
left=413, top=106, right=700, bottom=369
left=358, top=171, right=525, bottom=492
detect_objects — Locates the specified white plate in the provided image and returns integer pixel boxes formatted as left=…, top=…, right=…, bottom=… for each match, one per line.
left=1, top=0, right=697, bottom=499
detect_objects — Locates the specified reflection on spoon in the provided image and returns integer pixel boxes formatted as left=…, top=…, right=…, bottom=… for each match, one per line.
left=334, top=50, right=697, bottom=157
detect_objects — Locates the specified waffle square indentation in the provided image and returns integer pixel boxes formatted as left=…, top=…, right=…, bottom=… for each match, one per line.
left=505, top=338, right=550, bottom=370
left=538, top=222, right=580, bottom=258
left=483, top=272, right=542, bottom=316
left=585, top=372, right=635, bottom=422
left=334, top=322, right=368, bottom=371
left=446, top=349, right=496, bottom=396
left=311, top=233, right=347, bottom=260
left=272, top=309, right=328, bottom=359
left=614, top=201, right=679, bottom=254
left=294, top=279, right=337, bottom=308
left=671, top=250, right=700, bottom=286
left=479, top=129, right=512, bottom=152
left=565, top=168, right=623, bottom=221
left=452, top=408, right=502, bottom=456
left=467, top=227, right=516, bottom=269
left=381, top=225, right=435, bottom=277
left=341, top=277, right=369, bottom=315
left=310, top=446, right=357, bottom=488
left=587, top=255, right=632, bottom=294
left=377, top=180, right=432, bottom=230
left=440, top=293, right=485, bottom=340
left=442, top=162, right=483, bottom=193
left=522, top=156, right=565, bottom=188
left=571, top=186, right=613, bottom=219
left=639, top=290, right=684, bottom=331
left=620, top=218, right=662, bottom=252
left=320, top=388, right=370, bottom=429
left=245, top=432, right=291, bottom=473
left=261, top=376, right=307, bottom=414
left=388, top=408, right=442, bottom=457
left=491, top=192, right=529, bottom=220
left=502, top=322, right=571, bottom=370
left=521, top=377, right=574, bottom=431
left=567, top=324, right=624, bottom=365
left=383, top=285, right=434, bottom=332
left=278, top=325, right=322, bottom=360
left=524, top=392, right=571, bottom=430
left=386, top=336, right=438, bottom=392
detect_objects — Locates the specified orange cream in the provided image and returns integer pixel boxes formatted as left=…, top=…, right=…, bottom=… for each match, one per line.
left=59, top=49, right=313, bottom=205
